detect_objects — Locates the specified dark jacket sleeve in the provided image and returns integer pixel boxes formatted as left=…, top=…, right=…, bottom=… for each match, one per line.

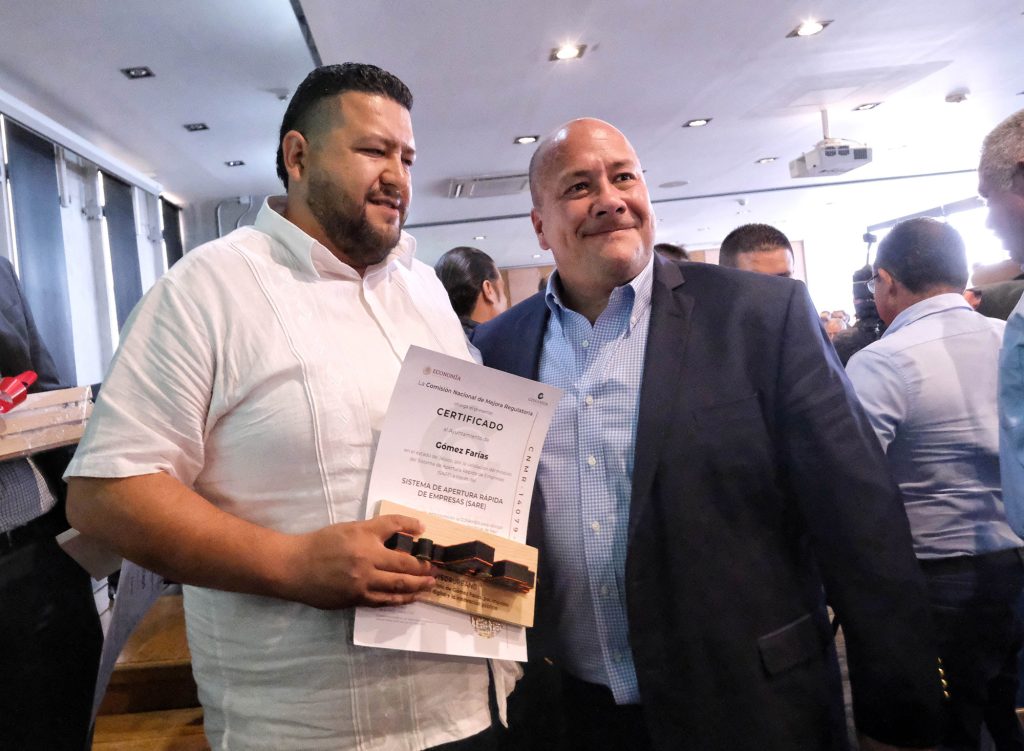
left=776, top=282, right=942, bottom=746
left=0, top=256, right=74, bottom=506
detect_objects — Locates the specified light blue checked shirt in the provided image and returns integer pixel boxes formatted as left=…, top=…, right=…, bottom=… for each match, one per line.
left=537, top=256, right=653, bottom=704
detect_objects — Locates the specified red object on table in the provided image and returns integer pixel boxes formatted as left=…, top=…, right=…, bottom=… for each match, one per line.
left=0, top=371, right=37, bottom=413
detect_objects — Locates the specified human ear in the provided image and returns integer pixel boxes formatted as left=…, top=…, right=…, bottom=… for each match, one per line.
left=531, top=208, right=550, bottom=250
left=481, top=279, right=498, bottom=304
left=1012, top=161, right=1024, bottom=195
left=281, top=131, right=310, bottom=184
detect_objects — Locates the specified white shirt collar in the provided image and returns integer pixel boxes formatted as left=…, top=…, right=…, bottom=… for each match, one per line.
left=255, top=196, right=416, bottom=280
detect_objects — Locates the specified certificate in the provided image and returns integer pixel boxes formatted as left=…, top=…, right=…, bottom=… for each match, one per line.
left=354, top=345, right=561, bottom=660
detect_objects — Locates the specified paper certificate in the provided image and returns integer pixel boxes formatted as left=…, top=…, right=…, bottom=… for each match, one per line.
left=354, top=345, right=561, bottom=660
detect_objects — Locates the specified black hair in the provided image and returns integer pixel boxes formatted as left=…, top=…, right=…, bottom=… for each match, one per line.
left=434, top=247, right=500, bottom=318
left=874, top=218, right=968, bottom=293
left=276, top=63, right=413, bottom=188
left=654, top=243, right=690, bottom=261
left=719, top=223, right=792, bottom=268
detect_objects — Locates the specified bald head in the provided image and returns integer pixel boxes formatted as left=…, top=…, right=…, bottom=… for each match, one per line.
left=526, top=118, right=655, bottom=322
left=529, top=118, right=635, bottom=207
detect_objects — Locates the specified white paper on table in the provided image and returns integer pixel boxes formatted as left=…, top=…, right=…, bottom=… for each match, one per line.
left=354, top=345, right=561, bottom=660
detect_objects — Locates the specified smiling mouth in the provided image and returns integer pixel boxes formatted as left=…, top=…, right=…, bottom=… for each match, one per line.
left=368, top=195, right=402, bottom=211
left=585, top=225, right=636, bottom=237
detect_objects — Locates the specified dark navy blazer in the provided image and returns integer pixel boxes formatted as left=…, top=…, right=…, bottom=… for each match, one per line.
left=0, top=256, right=72, bottom=503
left=474, top=256, right=942, bottom=750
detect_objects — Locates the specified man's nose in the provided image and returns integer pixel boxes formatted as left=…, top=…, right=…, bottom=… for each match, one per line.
left=592, top=179, right=627, bottom=216
left=381, top=154, right=410, bottom=192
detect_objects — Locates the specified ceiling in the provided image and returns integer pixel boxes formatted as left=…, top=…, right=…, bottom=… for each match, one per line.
left=0, top=0, right=1021, bottom=278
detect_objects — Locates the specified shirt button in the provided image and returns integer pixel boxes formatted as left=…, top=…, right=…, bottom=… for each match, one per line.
left=590, top=521, right=600, bottom=533
left=600, top=585, right=609, bottom=596
left=581, top=340, right=590, bottom=348
left=587, top=455, right=597, bottom=467
left=584, top=395, right=594, bottom=406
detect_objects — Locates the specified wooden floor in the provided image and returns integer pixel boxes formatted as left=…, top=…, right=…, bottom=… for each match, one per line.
left=93, top=708, right=209, bottom=750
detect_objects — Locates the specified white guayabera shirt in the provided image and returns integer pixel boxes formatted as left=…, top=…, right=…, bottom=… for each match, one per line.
left=68, top=199, right=517, bottom=750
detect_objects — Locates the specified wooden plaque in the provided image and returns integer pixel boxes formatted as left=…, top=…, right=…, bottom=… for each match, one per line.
left=377, top=500, right=537, bottom=628
left=0, top=385, right=92, bottom=460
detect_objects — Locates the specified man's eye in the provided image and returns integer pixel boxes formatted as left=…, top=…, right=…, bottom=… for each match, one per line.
left=566, top=182, right=588, bottom=194
left=614, top=173, right=636, bottom=183
left=362, top=148, right=385, bottom=156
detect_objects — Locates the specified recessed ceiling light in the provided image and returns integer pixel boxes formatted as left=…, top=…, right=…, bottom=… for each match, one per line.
left=224, top=160, right=245, bottom=167
left=183, top=123, right=209, bottom=132
left=121, top=66, right=155, bottom=79
left=853, top=102, right=881, bottom=111
left=755, top=157, right=778, bottom=164
left=549, top=44, right=586, bottom=61
left=532, top=253, right=542, bottom=259
left=683, top=119, right=712, bottom=128
left=786, top=19, right=832, bottom=38
left=658, top=180, right=689, bottom=189
left=514, top=135, right=539, bottom=145
left=473, top=235, right=486, bottom=241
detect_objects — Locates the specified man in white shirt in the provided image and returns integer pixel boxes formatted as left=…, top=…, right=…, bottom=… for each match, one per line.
left=847, top=217, right=1024, bottom=750
left=66, top=63, right=513, bottom=751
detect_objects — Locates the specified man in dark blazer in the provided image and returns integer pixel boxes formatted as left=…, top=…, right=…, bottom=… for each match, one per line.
left=0, top=256, right=102, bottom=750
left=474, top=119, right=941, bottom=751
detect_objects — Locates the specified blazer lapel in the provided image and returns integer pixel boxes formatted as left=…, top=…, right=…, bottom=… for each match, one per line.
left=629, top=257, right=694, bottom=542
left=514, top=294, right=550, bottom=380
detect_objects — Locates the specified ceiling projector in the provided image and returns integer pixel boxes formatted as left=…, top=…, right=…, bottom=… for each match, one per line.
left=789, top=109, right=873, bottom=178
left=789, top=139, right=873, bottom=178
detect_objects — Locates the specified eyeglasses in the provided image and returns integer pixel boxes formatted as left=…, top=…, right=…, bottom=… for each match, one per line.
left=866, top=273, right=880, bottom=294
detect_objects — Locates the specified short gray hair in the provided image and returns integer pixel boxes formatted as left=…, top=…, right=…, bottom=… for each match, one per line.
left=980, top=109, right=1024, bottom=191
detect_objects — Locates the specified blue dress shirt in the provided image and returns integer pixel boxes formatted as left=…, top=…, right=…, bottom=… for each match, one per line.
left=1000, top=293, right=1024, bottom=537
left=848, top=293, right=1021, bottom=558
left=536, top=257, right=653, bottom=704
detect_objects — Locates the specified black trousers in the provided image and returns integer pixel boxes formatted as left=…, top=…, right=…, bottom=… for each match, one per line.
left=921, top=548, right=1024, bottom=751
left=559, top=672, right=654, bottom=751
left=0, top=532, right=103, bottom=751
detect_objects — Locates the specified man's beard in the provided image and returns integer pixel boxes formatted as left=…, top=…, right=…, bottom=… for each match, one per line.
left=306, top=169, right=402, bottom=268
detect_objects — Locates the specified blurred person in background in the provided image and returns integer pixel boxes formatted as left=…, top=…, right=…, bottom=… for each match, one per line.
left=434, top=246, right=508, bottom=337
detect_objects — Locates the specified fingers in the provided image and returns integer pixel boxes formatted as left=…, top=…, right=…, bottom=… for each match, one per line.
left=367, top=515, right=432, bottom=575
left=380, top=547, right=433, bottom=576
left=372, top=513, right=424, bottom=538
left=362, top=571, right=435, bottom=607
left=363, top=591, right=421, bottom=607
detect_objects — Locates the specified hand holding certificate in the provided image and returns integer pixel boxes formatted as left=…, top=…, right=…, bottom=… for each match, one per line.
left=354, top=346, right=561, bottom=660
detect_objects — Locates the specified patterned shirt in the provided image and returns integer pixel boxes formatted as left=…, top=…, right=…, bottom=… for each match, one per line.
left=537, top=256, right=653, bottom=704
left=0, top=458, right=56, bottom=532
